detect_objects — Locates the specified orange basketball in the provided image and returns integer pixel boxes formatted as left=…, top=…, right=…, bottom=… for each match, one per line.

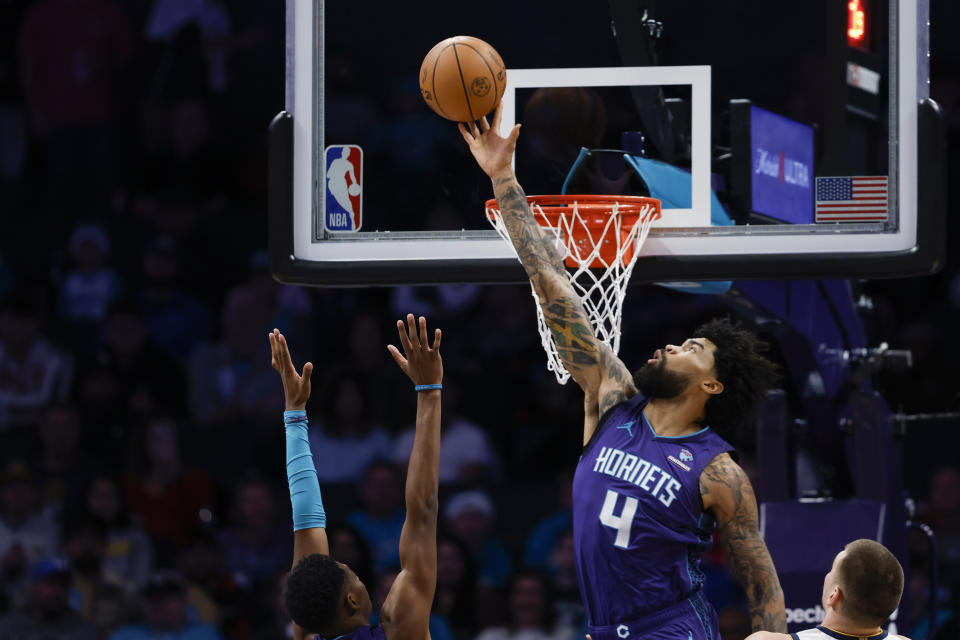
left=419, top=36, right=506, bottom=122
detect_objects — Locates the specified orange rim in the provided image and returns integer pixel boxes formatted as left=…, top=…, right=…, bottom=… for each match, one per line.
left=485, top=194, right=661, bottom=225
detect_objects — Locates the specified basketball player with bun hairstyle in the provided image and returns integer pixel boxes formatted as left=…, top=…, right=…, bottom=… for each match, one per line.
left=460, top=104, right=786, bottom=639
left=747, top=539, right=909, bottom=640
left=268, top=314, right=443, bottom=640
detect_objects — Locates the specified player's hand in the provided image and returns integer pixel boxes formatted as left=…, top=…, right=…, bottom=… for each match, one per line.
left=388, top=314, right=442, bottom=386
left=458, top=102, right=521, bottom=181
left=269, top=329, right=313, bottom=411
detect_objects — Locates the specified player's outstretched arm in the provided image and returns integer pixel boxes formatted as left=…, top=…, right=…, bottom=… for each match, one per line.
left=460, top=105, right=635, bottom=441
left=380, top=315, right=443, bottom=640
left=700, top=453, right=787, bottom=633
left=270, top=330, right=327, bottom=640
left=270, top=329, right=328, bottom=564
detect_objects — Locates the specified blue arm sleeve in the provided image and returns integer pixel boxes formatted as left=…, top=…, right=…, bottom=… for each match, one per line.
left=284, top=410, right=326, bottom=531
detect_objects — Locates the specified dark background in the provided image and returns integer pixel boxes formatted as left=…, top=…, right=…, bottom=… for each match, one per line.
left=0, top=1, right=957, bottom=639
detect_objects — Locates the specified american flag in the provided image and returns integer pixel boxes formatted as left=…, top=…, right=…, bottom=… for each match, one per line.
left=815, top=176, right=888, bottom=222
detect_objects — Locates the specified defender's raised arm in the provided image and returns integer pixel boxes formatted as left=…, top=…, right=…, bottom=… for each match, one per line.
left=380, top=315, right=443, bottom=640
left=269, top=329, right=329, bottom=640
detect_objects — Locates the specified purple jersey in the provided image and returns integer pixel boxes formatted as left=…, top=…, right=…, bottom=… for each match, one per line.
left=329, top=625, right=387, bottom=640
left=572, top=393, right=734, bottom=634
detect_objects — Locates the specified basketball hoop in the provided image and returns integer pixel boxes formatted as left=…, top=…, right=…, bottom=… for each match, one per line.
left=485, top=194, right=661, bottom=384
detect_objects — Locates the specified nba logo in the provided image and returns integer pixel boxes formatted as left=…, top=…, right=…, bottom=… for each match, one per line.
left=679, top=448, right=693, bottom=463
left=324, top=145, right=363, bottom=231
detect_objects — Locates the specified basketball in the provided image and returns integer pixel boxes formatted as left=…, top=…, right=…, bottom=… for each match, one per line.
left=348, top=184, right=361, bottom=197
left=419, top=36, right=506, bottom=122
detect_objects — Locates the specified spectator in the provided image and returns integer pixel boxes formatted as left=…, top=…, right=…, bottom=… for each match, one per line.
left=347, top=460, right=405, bottom=572
left=188, top=285, right=282, bottom=425
left=75, top=364, right=130, bottom=462
left=246, top=250, right=315, bottom=355
left=918, top=464, right=960, bottom=621
left=36, top=404, right=100, bottom=520
left=62, top=515, right=136, bottom=633
left=143, top=0, right=231, bottom=95
left=389, top=284, right=482, bottom=322
left=137, top=234, right=212, bottom=361
left=307, top=371, right=392, bottom=483
left=79, top=475, right=153, bottom=589
left=474, top=569, right=574, bottom=640
left=217, top=478, right=290, bottom=588
left=326, top=522, right=374, bottom=588
left=123, top=418, right=214, bottom=564
left=0, top=0, right=28, bottom=188
left=0, top=254, right=11, bottom=305
left=523, top=473, right=573, bottom=571
left=18, top=0, right=132, bottom=223
left=0, top=460, right=59, bottom=604
left=133, top=98, right=229, bottom=221
left=176, top=532, right=244, bottom=631
left=443, top=490, right=512, bottom=589
left=0, top=557, right=101, bottom=640
left=110, top=571, right=221, bottom=640
left=343, top=313, right=397, bottom=400
left=58, top=224, right=123, bottom=325
left=920, top=466, right=960, bottom=561
left=435, top=535, right=477, bottom=640
left=247, top=570, right=294, bottom=640
left=545, top=531, right=585, bottom=634
left=323, top=52, right=381, bottom=145
left=95, top=296, right=187, bottom=419
left=392, top=382, right=500, bottom=485
left=0, top=291, right=73, bottom=428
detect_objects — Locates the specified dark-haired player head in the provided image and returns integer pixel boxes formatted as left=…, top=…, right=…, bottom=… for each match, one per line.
left=285, top=553, right=372, bottom=637
left=632, top=316, right=779, bottom=442
left=746, top=539, right=909, bottom=640
left=270, top=314, right=444, bottom=640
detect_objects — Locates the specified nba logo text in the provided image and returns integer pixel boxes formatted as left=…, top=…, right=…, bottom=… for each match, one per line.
left=324, top=145, right=363, bottom=232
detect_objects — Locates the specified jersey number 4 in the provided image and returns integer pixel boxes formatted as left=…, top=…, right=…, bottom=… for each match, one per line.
left=599, top=489, right=638, bottom=549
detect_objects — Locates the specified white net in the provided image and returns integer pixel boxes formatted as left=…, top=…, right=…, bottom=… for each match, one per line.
left=486, top=198, right=659, bottom=384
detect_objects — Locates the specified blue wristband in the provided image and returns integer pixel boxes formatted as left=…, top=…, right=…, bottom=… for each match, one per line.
left=283, top=410, right=307, bottom=424
left=415, top=383, right=442, bottom=392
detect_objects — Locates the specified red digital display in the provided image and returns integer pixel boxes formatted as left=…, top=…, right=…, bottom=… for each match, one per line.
left=847, top=0, right=869, bottom=50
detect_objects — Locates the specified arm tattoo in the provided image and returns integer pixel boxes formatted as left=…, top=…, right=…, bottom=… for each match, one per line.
left=493, top=180, right=567, bottom=278
left=599, top=361, right=632, bottom=413
left=702, top=456, right=787, bottom=633
left=493, top=178, right=603, bottom=377
left=493, top=176, right=637, bottom=410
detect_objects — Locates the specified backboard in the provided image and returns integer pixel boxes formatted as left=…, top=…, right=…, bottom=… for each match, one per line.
left=270, top=0, right=945, bottom=286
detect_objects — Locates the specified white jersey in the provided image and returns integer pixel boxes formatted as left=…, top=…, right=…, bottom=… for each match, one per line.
left=793, top=626, right=889, bottom=640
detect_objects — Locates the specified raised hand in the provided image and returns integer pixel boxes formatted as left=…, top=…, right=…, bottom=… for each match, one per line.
left=269, top=329, right=313, bottom=411
left=387, top=314, right=443, bottom=386
left=458, top=102, right=521, bottom=181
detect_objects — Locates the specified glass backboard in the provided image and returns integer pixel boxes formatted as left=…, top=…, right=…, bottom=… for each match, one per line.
left=269, top=0, right=944, bottom=286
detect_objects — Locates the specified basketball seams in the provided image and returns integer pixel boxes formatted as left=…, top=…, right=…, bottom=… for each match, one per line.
left=450, top=41, right=476, bottom=122
left=457, top=42, right=503, bottom=113
left=428, top=43, right=455, bottom=121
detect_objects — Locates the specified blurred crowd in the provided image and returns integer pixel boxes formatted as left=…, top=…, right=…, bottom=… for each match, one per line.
left=0, top=1, right=958, bottom=639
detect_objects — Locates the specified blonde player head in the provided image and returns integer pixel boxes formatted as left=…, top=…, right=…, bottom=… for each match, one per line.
left=747, top=538, right=907, bottom=640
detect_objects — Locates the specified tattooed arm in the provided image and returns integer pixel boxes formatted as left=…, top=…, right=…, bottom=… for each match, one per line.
left=700, top=453, right=786, bottom=633
left=459, top=105, right=635, bottom=444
